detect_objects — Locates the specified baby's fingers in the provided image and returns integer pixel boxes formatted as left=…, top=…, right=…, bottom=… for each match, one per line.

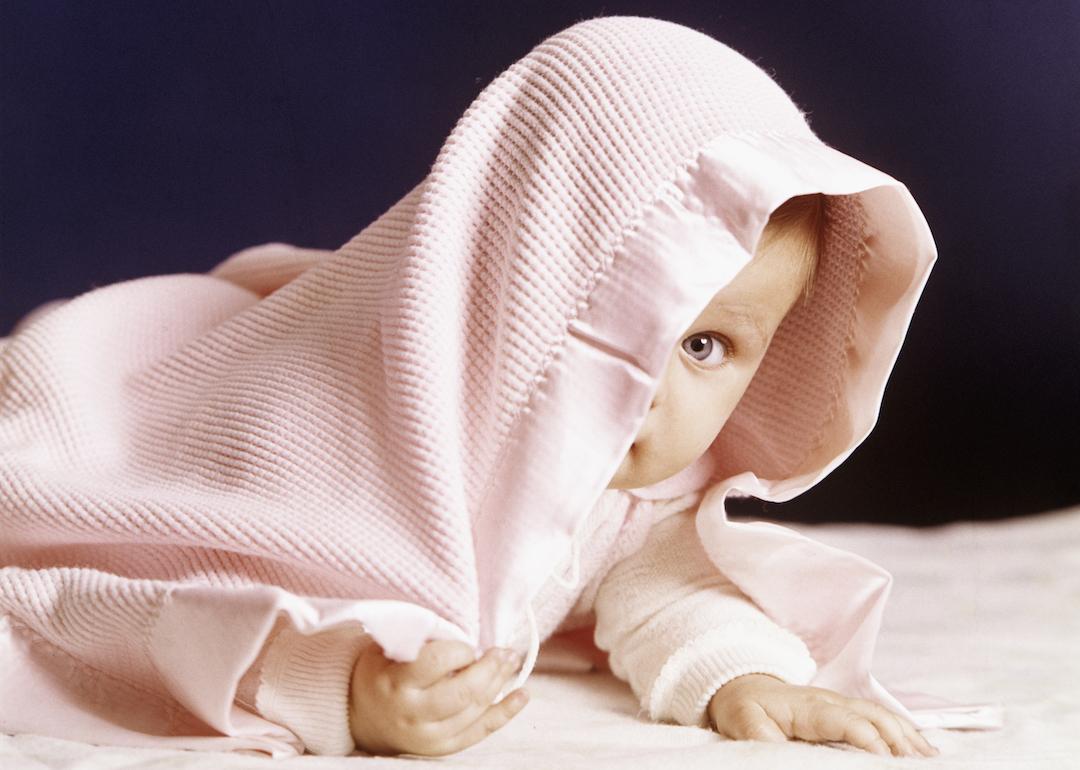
left=718, top=702, right=787, bottom=743
left=904, top=720, right=940, bottom=756
left=892, top=710, right=939, bottom=757
left=419, top=688, right=530, bottom=756
left=845, top=699, right=938, bottom=758
left=450, top=688, right=530, bottom=751
left=796, top=702, right=893, bottom=757
left=421, top=647, right=522, bottom=721
left=395, top=640, right=479, bottom=689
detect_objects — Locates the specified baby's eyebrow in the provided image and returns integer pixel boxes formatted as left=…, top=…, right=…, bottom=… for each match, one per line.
left=705, top=304, right=768, bottom=347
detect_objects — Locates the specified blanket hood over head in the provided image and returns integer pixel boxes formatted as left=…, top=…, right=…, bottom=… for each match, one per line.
left=0, top=15, right=998, bottom=755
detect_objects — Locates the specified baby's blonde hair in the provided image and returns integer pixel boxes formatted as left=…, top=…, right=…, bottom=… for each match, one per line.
left=755, top=193, right=825, bottom=305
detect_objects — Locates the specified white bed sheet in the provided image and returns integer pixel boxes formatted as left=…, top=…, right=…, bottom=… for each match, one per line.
left=3, top=505, right=1078, bottom=770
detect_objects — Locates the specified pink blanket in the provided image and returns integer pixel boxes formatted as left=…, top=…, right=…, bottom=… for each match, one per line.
left=0, top=15, right=997, bottom=755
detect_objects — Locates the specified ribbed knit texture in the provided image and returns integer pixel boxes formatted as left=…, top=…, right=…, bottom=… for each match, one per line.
left=0, top=14, right=950, bottom=755
left=253, top=624, right=373, bottom=756
left=592, top=508, right=816, bottom=727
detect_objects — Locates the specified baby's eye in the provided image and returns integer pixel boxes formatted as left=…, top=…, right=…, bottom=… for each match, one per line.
left=680, top=333, right=730, bottom=368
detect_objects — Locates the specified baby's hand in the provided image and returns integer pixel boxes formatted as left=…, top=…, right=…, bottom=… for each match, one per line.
left=707, top=674, right=939, bottom=758
left=349, top=639, right=529, bottom=756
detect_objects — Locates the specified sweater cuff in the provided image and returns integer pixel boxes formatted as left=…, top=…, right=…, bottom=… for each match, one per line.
left=647, top=618, right=817, bottom=728
left=254, top=625, right=374, bottom=756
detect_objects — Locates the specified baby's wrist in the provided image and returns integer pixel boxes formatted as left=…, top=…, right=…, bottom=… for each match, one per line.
left=708, top=673, right=786, bottom=732
left=711, top=672, right=785, bottom=703
left=348, top=642, right=399, bottom=756
left=348, top=702, right=394, bottom=756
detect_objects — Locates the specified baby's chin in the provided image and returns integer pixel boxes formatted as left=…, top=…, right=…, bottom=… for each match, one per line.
left=606, top=442, right=674, bottom=490
left=605, top=445, right=638, bottom=489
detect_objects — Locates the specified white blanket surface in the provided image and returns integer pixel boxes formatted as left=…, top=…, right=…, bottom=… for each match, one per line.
left=3, top=506, right=1078, bottom=770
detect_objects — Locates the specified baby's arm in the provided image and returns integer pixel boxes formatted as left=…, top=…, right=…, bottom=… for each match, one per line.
left=236, top=619, right=375, bottom=755
left=592, top=505, right=817, bottom=726
left=239, top=622, right=527, bottom=756
left=592, top=506, right=936, bottom=757
left=349, top=638, right=528, bottom=756
left=706, top=672, right=936, bottom=757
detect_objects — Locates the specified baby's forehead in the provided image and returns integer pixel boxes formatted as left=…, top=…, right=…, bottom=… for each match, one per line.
left=700, top=291, right=758, bottom=319
left=696, top=295, right=769, bottom=343
left=693, top=248, right=809, bottom=330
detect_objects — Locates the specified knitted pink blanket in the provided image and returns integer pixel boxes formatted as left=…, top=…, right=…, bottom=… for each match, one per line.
left=0, top=15, right=996, bottom=755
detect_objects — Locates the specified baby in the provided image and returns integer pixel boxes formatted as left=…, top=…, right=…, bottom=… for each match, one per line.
left=345, top=195, right=937, bottom=759
left=0, top=15, right=957, bottom=760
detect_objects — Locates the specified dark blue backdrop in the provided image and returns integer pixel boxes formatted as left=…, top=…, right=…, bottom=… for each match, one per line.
left=2, top=1, right=1077, bottom=523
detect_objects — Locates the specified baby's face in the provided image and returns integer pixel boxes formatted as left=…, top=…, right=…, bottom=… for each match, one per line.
left=606, top=241, right=810, bottom=490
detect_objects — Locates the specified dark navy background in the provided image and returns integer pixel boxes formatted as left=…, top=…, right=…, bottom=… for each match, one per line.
left=2, top=1, right=1077, bottom=524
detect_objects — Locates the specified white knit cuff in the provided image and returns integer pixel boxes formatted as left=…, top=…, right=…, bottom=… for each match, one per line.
left=254, top=625, right=374, bottom=756
left=646, top=618, right=817, bottom=728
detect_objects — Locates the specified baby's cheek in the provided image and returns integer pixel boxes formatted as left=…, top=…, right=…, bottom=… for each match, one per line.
left=643, top=435, right=695, bottom=480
